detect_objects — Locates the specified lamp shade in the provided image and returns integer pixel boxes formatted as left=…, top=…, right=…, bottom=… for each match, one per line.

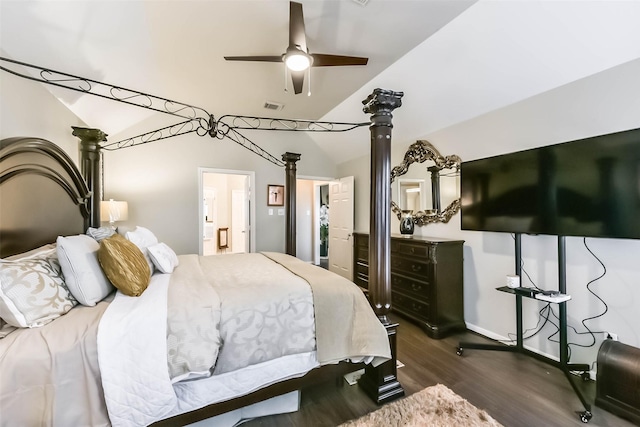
left=100, top=199, right=128, bottom=223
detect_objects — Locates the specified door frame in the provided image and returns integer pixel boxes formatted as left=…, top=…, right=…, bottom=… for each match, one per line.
left=198, top=167, right=255, bottom=255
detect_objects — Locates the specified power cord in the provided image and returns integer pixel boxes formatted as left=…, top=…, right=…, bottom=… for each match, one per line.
left=563, top=238, right=609, bottom=361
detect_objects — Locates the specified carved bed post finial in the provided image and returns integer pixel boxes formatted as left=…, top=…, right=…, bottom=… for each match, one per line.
left=362, top=88, right=404, bottom=321
left=282, top=152, right=301, bottom=256
left=72, top=127, right=108, bottom=229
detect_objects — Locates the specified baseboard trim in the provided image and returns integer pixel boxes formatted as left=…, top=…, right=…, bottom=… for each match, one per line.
left=464, top=322, right=559, bottom=363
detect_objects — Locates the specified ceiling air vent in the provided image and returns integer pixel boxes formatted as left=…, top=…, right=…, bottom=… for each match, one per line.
left=263, top=101, right=284, bottom=111
left=351, top=0, right=369, bottom=6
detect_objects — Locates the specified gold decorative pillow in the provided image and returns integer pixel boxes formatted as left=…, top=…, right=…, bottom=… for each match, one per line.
left=98, top=234, right=151, bottom=297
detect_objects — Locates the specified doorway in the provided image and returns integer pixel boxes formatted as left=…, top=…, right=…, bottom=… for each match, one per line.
left=319, top=184, right=329, bottom=269
left=199, top=168, right=255, bottom=255
left=296, top=176, right=354, bottom=281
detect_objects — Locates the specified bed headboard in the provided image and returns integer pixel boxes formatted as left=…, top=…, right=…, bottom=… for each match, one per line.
left=0, top=137, right=91, bottom=258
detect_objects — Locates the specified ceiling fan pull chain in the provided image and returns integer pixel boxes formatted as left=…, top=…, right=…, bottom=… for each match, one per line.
left=284, top=65, right=289, bottom=92
left=307, top=66, right=311, bottom=96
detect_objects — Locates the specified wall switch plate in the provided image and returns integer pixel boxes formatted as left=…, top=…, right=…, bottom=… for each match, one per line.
left=278, top=209, right=285, bottom=216
left=268, top=209, right=273, bottom=215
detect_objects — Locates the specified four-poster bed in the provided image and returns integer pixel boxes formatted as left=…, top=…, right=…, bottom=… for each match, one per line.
left=0, top=55, right=405, bottom=426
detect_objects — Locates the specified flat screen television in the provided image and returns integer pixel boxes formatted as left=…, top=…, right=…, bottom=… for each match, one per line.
left=460, top=127, right=640, bottom=239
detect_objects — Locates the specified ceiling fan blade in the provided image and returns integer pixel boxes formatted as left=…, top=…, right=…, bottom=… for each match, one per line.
left=224, top=56, right=283, bottom=63
left=290, top=70, right=305, bottom=95
left=289, top=1, right=307, bottom=52
left=311, top=54, right=369, bottom=67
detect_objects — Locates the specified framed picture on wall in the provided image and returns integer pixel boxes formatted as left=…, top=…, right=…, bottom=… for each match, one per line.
left=268, top=184, right=285, bottom=206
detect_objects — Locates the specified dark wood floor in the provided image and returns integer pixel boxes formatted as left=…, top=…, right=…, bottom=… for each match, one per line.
left=243, top=316, right=635, bottom=427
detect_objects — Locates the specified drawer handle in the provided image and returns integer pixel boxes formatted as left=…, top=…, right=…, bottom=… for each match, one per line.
left=411, top=264, right=422, bottom=272
left=411, top=283, right=422, bottom=292
left=409, top=247, right=415, bottom=254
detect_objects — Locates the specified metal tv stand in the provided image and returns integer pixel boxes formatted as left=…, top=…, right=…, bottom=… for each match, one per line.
left=456, top=233, right=593, bottom=423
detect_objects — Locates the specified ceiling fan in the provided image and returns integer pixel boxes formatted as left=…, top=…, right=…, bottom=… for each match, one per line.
left=224, top=1, right=368, bottom=95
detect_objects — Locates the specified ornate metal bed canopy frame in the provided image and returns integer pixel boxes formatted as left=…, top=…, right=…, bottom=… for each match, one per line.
left=0, top=57, right=368, bottom=168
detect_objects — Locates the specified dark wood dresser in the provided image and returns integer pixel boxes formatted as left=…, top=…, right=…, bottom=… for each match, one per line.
left=353, top=232, right=465, bottom=339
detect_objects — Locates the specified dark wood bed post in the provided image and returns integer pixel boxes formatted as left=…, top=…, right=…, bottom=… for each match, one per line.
left=72, top=127, right=107, bottom=229
left=363, top=88, right=403, bottom=321
left=283, top=152, right=301, bottom=256
left=358, top=88, right=405, bottom=404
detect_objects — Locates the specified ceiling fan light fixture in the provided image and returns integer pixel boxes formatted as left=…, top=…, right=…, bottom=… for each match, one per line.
left=284, top=50, right=311, bottom=71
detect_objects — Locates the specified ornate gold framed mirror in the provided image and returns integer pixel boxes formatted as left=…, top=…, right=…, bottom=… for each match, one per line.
left=391, top=140, right=461, bottom=226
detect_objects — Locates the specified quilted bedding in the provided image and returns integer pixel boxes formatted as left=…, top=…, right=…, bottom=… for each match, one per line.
left=100, top=252, right=390, bottom=426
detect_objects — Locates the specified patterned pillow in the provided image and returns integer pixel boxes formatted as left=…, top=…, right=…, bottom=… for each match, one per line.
left=86, top=226, right=116, bottom=242
left=5, top=244, right=57, bottom=261
left=98, top=234, right=151, bottom=297
left=0, top=248, right=78, bottom=328
left=147, top=243, right=179, bottom=274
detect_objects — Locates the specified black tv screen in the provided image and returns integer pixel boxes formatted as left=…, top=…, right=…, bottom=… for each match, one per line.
left=460, top=128, right=640, bottom=239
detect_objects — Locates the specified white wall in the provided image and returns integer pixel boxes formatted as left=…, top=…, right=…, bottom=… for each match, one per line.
left=338, top=57, right=640, bottom=371
left=106, top=114, right=338, bottom=255
left=0, top=65, right=86, bottom=159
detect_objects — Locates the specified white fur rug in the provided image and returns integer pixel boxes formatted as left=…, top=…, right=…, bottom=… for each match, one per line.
left=340, top=384, right=503, bottom=427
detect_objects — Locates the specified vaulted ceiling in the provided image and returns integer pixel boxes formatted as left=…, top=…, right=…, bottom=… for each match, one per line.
left=2, top=1, right=640, bottom=165
left=0, top=1, right=475, bottom=136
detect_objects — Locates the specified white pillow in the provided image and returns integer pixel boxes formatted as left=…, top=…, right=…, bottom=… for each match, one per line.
left=147, top=243, right=179, bottom=274
left=56, top=235, right=114, bottom=306
left=125, top=226, right=158, bottom=274
left=0, top=248, right=77, bottom=328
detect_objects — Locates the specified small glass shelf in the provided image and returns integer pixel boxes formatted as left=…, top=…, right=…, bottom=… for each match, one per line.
left=496, top=286, right=571, bottom=303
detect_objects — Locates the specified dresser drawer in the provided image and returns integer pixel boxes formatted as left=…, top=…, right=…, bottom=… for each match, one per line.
left=392, top=291, right=429, bottom=322
left=391, top=272, right=429, bottom=300
left=390, top=255, right=430, bottom=279
left=391, top=240, right=430, bottom=258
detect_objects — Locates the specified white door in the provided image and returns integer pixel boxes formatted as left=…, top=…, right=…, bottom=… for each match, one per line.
left=231, top=189, right=247, bottom=253
left=328, top=176, right=354, bottom=280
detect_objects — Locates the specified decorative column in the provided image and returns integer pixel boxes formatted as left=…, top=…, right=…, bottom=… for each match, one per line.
left=72, top=126, right=107, bottom=229
left=362, top=88, right=403, bottom=321
left=359, top=88, right=405, bottom=405
left=428, top=165, right=441, bottom=212
left=282, top=152, right=301, bottom=256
